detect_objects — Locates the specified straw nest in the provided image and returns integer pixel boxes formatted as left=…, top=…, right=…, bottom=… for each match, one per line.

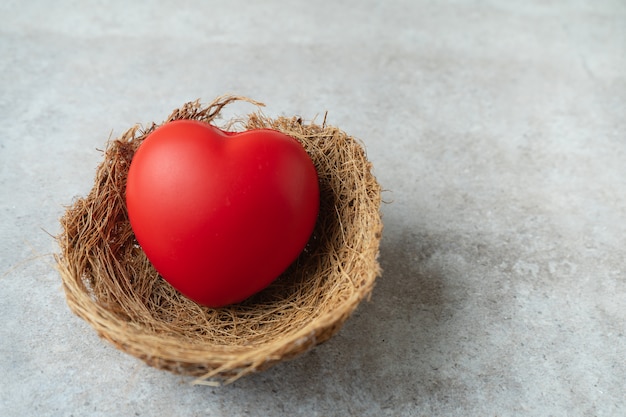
left=56, top=95, right=383, bottom=385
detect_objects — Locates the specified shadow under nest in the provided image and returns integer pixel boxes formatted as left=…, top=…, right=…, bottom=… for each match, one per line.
left=56, top=96, right=383, bottom=384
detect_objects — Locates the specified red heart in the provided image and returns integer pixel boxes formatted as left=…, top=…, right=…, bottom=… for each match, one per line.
left=126, top=120, right=319, bottom=307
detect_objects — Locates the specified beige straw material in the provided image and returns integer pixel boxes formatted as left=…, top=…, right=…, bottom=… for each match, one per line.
left=56, top=95, right=383, bottom=385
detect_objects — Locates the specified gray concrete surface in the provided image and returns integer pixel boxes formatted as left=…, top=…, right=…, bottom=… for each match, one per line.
left=1, top=1, right=625, bottom=416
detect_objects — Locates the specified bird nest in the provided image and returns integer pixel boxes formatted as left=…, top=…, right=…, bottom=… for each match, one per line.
left=56, top=95, right=383, bottom=385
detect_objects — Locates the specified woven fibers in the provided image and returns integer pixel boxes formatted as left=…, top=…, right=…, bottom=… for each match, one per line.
left=56, top=96, right=383, bottom=385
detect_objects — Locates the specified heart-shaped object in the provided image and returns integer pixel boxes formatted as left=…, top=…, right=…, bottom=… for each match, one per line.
left=126, top=120, right=319, bottom=307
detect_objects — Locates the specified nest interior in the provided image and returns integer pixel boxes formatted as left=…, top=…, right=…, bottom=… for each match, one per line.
left=56, top=95, right=383, bottom=385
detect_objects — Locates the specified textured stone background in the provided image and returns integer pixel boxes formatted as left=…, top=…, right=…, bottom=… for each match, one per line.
left=1, top=1, right=625, bottom=416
